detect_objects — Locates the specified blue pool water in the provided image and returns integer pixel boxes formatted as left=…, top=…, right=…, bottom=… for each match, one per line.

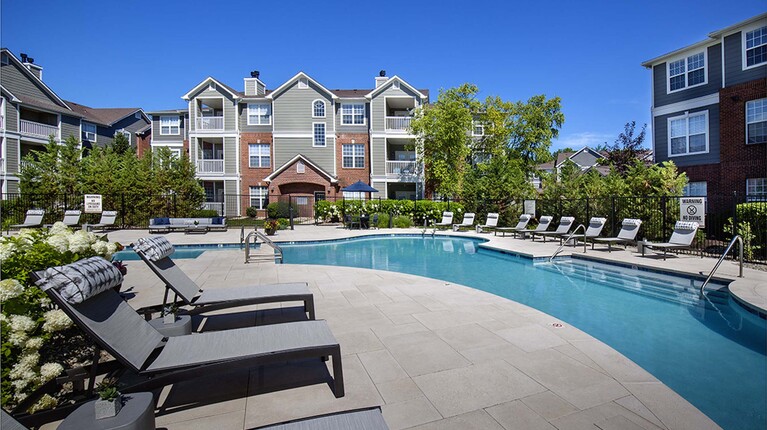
left=112, top=243, right=243, bottom=261
left=281, top=235, right=767, bottom=430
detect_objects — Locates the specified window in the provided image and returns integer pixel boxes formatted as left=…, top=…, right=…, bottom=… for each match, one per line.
left=343, top=191, right=364, bottom=200
left=249, top=186, right=269, bottom=209
left=247, top=104, right=271, bottom=125
left=248, top=143, right=270, bottom=168
left=342, top=144, right=365, bottom=168
left=169, top=148, right=182, bottom=159
left=683, top=181, right=707, bottom=197
left=82, top=122, right=96, bottom=141
left=296, top=160, right=305, bottom=173
left=668, top=51, right=705, bottom=92
left=744, top=25, right=767, bottom=68
left=746, top=178, right=766, bottom=201
left=473, top=122, right=484, bottom=136
left=160, top=116, right=180, bottom=135
left=115, top=129, right=130, bottom=143
left=341, top=104, right=365, bottom=125
left=312, top=100, right=325, bottom=118
left=298, top=78, right=308, bottom=89
left=668, top=112, right=707, bottom=156
left=313, top=123, right=326, bottom=147
left=746, top=98, right=766, bottom=144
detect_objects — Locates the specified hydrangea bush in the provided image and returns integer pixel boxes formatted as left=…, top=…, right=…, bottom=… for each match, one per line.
left=313, top=199, right=463, bottom=225
left=0, top=223, right=121, bottom=412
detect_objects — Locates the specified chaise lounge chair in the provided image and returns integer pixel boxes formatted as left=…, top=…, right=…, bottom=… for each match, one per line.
left=255, top=407, right=388, bottom=430
left=133, top=236, right=315, bottom=321
left=520, top=215, right=553, bottom=239
left=531, top=216, right=575, bottom=242
left=641, top=221, right=699, bottom=260
left=477, top=213, right=499, bottom=233
left=567, top=217, right=607, bottom=246
left=494, top=214, right=533, bottom=237
left=593, top=218, right=642, bottom=252
left=433, top=211, right=453, bottom=229
left=45, top=210, right=82, bottom=229
left=34, top=257, right=344, bottom=398
left=88, top=211, right=118, bottom=232
left=452, top=212, right=475, bottom=231
left=10, top=209, right=45, bottom=229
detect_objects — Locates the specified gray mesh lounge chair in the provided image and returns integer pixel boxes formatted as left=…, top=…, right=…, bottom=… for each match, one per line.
left=1, top=410, right=28, bottom=430
left=434, top=211, right=453, bottom=229
left=452, top=212, right=475, bottom=230
left=10, top=209, right=45, bottom=229
left=568, top=217, right=607, bottom=246
left=34, top=260, right=344, bottom=398
left=494, top=214, right=533, bottom=237
left=532, top=216, right=575, bottom=242
left=518, top=215, right=553, bottom=239
left=89, top=211, right=118, bottom=231
left=45, top=210, right=81, bottom=229
left=641, top=221, right=699, bottom=260
left=593, top=219, right=642, bottom=252
left=255, top=407, right=387, bottom=430
left=133, top=237, right=315, bottom=320
left=477, top=213, right=499, bottom=233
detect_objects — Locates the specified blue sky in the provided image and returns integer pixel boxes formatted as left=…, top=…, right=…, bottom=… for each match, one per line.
left=2, top=0, right=764, bottom=152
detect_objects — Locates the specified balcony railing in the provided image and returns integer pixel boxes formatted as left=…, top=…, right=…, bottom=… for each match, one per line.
left=196, top=116, right=224, bottom=130
left=19, top=120, right=59, bottom=138
left=0, top=158, right=4, bottom=174
left=0, top=115, right=4, bottom=130
left=197, top=159, right=224, bottom=174
left=385, top=116, right=412, bottom=132
left=201, top=201, right=224, bottom=215
left=386, top=160, right=419, bottom=176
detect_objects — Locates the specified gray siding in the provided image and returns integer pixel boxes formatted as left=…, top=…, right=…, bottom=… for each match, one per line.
left=5, top=102, right=18, bottom=132
left=110, top=115, right=150, bottom=147
left=6, top=179, right=19, bottom=193
left=571, top=150, right=600, bottom=167
left=245, top=79, right=257, bottom=96
left=224, top=180, right=238, bottom=217
left=239, top=103, right=272, bottom=133
left=95, top=124, right=114, bottom=148
left=60, top=115, right=80, bottom=142
left=335, top=102, right=370, bottom=134
left=0, top=60, right=65, bottom=108
left=152, top=115, right=185, bottom=142
left=371, top=136, right=386, bottom=175
left=5, top=137, right=19, bottom=174
left=224, top=136, right=237, bottom=175
left=188, top=86, right=238, bottom=132
left=370, top=83, right=421, bottom=132
left=273, top=137, right=334, bottom=173
left=272, top=81, right=333, bottom=132
left=723, top=32, right=767, bottom=87
left=652, top=44, right=722, bottom=108
left=653, top=104, right=720, bottom=166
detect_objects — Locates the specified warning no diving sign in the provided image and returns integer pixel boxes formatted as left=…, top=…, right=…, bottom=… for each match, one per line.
left=680, top=197, right=706, bottom=227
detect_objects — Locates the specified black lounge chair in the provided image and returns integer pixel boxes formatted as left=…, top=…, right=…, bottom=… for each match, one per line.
left=34, top=258, right=344, bottom=399
left=132, top=237, right=315, bottom=320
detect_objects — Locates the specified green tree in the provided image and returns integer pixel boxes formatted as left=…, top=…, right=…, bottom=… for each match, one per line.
left=505, top=95, right=564, bottom=173
left=600, top=121, right=648, bottom=175
left=20, top=135, right=83, bottom=195
left=111, top=132, right=132, bottom=155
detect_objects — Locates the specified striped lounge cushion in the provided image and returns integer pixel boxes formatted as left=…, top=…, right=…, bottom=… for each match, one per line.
left=38, top=256, right=123, bottom=304
left=135, top=236, right=175, bottom=262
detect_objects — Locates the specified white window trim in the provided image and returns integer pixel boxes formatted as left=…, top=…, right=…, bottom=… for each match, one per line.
left=115, top=129, right=130, bottom=142
left=742, top=22, right=767, bottom=71
left=746, top=98, right=767, bottom=145
left=249, top=186, right=268, bottom=209
left=666, top=50, right=708, bottom=94
left=247, top=103, right=271, bottom=126
left=667, top=111, right=709, bottom=158
left=342, top=143, right=365, bottom=169
left=312, top=99, right=326, bottom=118
left=340, top=103, right=366, bottom=126
left=82, top=122, right=97, bottom=142
left=312, top=122, right=326, bottom=147
left=472, top=122, right=484, bottom=136
left=159, top=116, right=180, bottom=135
left=746, top=178, right=766, bottom=201
left=248, top=143, right=271, bottom=168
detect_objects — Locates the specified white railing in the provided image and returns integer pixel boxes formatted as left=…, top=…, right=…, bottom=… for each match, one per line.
left=386, top=160, right=418, bottom=176
left=0, top=115, right=4, bottom=130
left=196, top=116, right=224, bottom=130
left=0, top=158, right=4, bottom=173
left=385, top=116, right=412, bottom=132
left=201, top=201, right=224, bottom=215
left=19, top=119, right=59, bottom=138
left=196, top=159, right=224, bottom=173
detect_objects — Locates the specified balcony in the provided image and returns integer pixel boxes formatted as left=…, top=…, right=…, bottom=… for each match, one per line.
left=201, top=201, right=224, bottom=215
left=197, top=159, right=224, bottom=174
left=19, top=119, right=59, bottom=139
left=385, top=160, right=420, bottom=181
left=0, top=158, right=4, bottom=173
left=385, top=116, right=412, bottom=133
left=196, top=116, right=224, bottom=131
left=0, top=114, right=4, bottom=130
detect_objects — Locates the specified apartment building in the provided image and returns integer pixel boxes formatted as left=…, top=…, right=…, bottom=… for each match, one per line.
left=642, top=13, right=766, bottom=202
left=0, top=48, right=151, bottom=194
left=149, top=71, right=428, bottom=216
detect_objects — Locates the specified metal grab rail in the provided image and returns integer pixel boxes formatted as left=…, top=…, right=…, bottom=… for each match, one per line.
left=699, top=235, right=743, bottom=295
left=421, top=219, right=436, bottom=237
left=244, top=230, right=283, bottom=264
left=549, top=224, right=586, bottom=262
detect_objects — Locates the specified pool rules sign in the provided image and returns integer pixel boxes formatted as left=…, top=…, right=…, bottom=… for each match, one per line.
left=680, top=197, right=705, bottom=227
left=84, top=194, right=103, bottom=213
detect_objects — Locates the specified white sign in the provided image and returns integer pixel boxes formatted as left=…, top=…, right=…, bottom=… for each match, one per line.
left=524, top=200, right=536, bottom=216
left=680, top=197, right=705, bottom=227
left=84, top=194, right=103, bottom=213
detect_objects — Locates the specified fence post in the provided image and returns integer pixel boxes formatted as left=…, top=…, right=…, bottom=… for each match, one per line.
left=585, top=198, right=590, bottom=224
left=173, top=193, right=177, bottom=217
left=661, top=196, right=667, bottom=240
left=731, top=191, right=738, bottom=238
left=121, top=193, right=126, bottom=229
left=289, top=194, right=294, bottom=230
left=610, top=196, right=616, bottom=236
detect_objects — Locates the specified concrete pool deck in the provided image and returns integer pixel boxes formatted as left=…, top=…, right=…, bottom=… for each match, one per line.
left=42, top=225, right=767, bottom=429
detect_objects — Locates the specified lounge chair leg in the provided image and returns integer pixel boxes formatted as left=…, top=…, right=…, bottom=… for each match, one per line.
left=306, top=298, right=316, bottom=320
left=331, top=346, right=345, bottom=398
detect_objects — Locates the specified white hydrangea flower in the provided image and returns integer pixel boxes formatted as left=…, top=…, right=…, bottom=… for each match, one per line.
left=12, top=378, right=30, bottom=391
left=9, top=352, right=39, bottom=380
left=49, top=222, right=71, bottom=236
left=68, top=230, right=94, bottom=253
left=25, top=337, right=44, bottom=351
left=9, top=331, right=29, bottom=346
left=0, top=278, right=25, bottom=302
left=39, top=362, right=64, bottom=383
left=0, top=313, right=7, bottom=324
left=9, top=314, right=36, bottom=332
left=16, top=229, right=36, bottom=244
left=0, top=241, right=16, bottom=260
left=46, top=233, right=71, bottom=253
left=42, top=309, right=72, bottom=332
left=19, top=352, right=40, bottom=367
left=28, top=394, right=58, bottom=413
left=91, top=240, right=108, bottom=255
left=106, top=242, right=117, bottom=257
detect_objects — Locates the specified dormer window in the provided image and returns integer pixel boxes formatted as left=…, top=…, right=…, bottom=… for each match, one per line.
left=298, top=78, right=309, bottom=89
left=341, top=104, right=365, bottom=125
left=393, top=81, right=400, bottom=89
left=668, top=51, right=706, bottom=92
left=313, top=100, right=325, bottom=118
left=208, top=82, right=216, bottom=90
left=744, top=25, right=767, bottom=69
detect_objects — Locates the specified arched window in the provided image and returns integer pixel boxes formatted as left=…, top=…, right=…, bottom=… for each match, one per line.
left=313, top=100, right=325, bottom=118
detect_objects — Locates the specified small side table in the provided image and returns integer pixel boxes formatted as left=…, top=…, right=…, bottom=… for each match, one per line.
left=148, top=315, right=192, bottom=337
left=57, top=392, right=155, bottom=430
left=184, top=225, right=208, bottom=234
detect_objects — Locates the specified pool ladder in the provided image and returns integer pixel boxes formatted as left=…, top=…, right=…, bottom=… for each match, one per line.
left=699, top=235, right=743, bottom=296
left=421, top=219, right=436, bottom=237
left=549, top=224, right=587, bottom=262
left=243, top=229, right=283, bottom=264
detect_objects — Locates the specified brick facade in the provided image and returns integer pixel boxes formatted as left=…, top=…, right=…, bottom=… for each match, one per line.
left=239, top=132, right=273, bottom=212
left=268, top=157, right=335, bottom=198
left=136, top=132, right=151, bottom=158
left=335, top=133, right=371, bottom=189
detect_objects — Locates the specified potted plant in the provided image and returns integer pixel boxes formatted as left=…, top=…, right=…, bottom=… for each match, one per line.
left=264, top=219, right=279, bottom=236
left=162, top=304, right=178, bottom=324
left=95, top=378, right=122, bottom=419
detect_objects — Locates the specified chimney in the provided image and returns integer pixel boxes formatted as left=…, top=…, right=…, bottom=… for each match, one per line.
left=375, top=70, right=387, bottom=88
left=250, top=70, right=260, bottom=79
left=20, top=52, right=43, bottom=80
left=244, top=70, right=265, bottom=96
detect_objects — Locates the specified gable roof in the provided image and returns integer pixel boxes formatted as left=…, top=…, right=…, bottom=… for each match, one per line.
left=0, top=48, right=71, bottom=111
left=0, top=84, right=21, bottom=103
left=365, top=76, right=428, bottom=100
left=264, top=154, right=337, bottom=183
left=556, top=146, right=604, bottom=168
left=266, top=72, right=338, bottom=100
left=66, top=100, right=149, bottom=126
left=182, top=77, right=242, bottom=101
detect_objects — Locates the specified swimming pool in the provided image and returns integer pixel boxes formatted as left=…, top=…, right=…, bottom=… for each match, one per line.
left=112, top=243, right=244, bottom=261
left=281, top=235, right=767, bottom=430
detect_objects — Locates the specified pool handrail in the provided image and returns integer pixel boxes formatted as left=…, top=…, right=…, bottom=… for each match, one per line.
left=549, top=224, right=587, bottom=262
left=245, top=230, right=283, bottom=264
left=699, top=234, right=743, bottom=296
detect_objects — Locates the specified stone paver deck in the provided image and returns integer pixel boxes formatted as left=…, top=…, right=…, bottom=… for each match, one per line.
left=40, top=224, right=767, bottom=430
